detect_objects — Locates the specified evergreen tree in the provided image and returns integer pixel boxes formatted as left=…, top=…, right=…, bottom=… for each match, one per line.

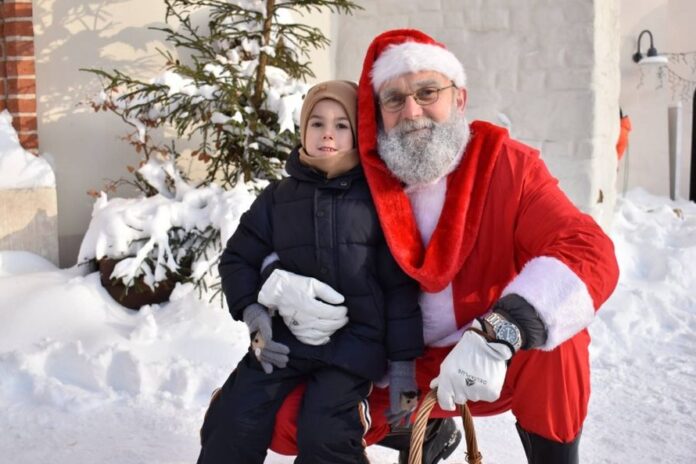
left=86, top=0, right=360, bottom=190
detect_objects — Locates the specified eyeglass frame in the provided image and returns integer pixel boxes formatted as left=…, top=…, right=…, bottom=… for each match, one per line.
left=378, top=82, right=458, bottom=113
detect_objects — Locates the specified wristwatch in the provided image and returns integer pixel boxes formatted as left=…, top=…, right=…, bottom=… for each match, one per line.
left=483, top=312, right=522, bottom=352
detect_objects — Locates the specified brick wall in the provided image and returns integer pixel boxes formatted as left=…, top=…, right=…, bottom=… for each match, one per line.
left=1, top=0, right=38, bottom=153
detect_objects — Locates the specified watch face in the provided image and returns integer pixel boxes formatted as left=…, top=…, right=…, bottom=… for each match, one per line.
left=496, top=324, right=520, bottom=346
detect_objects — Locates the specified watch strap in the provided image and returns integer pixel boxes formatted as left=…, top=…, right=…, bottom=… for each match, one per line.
left=470, top=320, right=517, bottom=355
left=470, top=320, right=496, bottom=342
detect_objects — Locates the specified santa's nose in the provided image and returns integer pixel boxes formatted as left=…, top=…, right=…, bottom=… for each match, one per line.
left=401, top=95, right=424, bottom=119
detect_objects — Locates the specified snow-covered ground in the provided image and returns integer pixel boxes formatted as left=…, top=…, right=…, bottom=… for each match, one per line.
left=1, top=188, right=695, bottom=464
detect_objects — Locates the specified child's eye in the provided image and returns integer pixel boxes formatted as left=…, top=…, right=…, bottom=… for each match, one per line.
left=337, top=123, right=350, bottom=130
left=310, top=121, right=323, bottom=128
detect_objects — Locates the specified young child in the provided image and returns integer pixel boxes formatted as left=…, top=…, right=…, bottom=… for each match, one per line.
left=198, top=80, right=424, bottom=463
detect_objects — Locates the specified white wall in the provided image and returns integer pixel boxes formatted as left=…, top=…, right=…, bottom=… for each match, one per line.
left=34, top=0, right=170, bottom=266
left=667, top=1, right=696, bottom=200
left=333, top=0, right=620, bottom=226
left=593, top=1, right=622, bottom=225
left=299, top=7, right=335, bottom=85
left=619, top=0, right=695, bottom=199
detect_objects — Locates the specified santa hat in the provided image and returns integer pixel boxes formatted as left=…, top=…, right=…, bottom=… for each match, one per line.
left=369, top=30, right=466, bottom=91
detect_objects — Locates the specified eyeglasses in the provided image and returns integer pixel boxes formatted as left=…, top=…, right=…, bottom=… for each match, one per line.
left=378, top=83, right=456, bottom=112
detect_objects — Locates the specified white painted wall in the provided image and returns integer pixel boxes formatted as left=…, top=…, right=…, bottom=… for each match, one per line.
left=619, top=0, right=695, bottom=199
left=34, top=0, right=170, bottom=266
left=333, top=0, right=621, bottom=226
left=593, top=1, right=622, bottom=226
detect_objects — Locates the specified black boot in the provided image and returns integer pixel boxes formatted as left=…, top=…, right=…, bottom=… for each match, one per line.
left=515, top=422, right=581, bottom=464
left=378, top=418, right=462, bottom=464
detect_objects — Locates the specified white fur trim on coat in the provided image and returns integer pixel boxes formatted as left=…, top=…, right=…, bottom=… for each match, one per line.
left=406, top=176, right=448, bottom=245
left=420, top=284, right=461, bottom=347
left=371, top=42, right=467, bottom=91
left=502, top=256, right=595, bottom=351
left=406, top=177, right=461, bottom=346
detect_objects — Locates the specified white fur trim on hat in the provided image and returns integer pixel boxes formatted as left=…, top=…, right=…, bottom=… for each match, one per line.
left=501, top=256, right=595, bottom=351
left=371, top=41, right=467, bottom=91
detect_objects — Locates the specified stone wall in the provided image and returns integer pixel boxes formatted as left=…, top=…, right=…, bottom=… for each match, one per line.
left=0, top=188, right=59, bottom=265
left=333, top=0, right=620, bottom=226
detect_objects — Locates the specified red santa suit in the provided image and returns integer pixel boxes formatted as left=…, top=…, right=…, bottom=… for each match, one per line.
left=270, top=29, right=619, bottom=452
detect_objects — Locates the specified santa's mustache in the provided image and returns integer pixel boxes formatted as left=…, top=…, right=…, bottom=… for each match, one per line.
left=377, top=111, right=470, bottom=187
left=393, top=117, right=434, bottom=135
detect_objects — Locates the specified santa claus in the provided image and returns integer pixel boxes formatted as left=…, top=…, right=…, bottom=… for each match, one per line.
left=211, top=29, right=620, bottom=464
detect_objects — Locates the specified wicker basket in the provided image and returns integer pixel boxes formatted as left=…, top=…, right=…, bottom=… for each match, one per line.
left=408, top=389, right=482, bottom=464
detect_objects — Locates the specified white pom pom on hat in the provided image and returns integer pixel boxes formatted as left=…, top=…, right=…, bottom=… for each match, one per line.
left=370, top=39, right=467, bottom=91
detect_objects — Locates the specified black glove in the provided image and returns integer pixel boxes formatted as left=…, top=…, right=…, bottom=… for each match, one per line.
left=492, top=293, right=547, bottom=350
left=386, top=360, right=419, bottom=428
left=243, top=303, right=290, bottom=374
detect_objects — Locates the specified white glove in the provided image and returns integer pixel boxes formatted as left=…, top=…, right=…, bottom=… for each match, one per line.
left=430, top=320, right=512, bottom=411
left=258, top=269, right=348, bottom=345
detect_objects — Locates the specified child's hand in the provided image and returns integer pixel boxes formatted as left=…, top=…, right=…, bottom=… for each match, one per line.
left=243, top=303, right=290, bottom=373
left=386, top=360, right=419, bottom=428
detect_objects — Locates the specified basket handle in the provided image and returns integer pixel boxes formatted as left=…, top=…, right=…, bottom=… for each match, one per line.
left=407, top=389, right=482, bottom=464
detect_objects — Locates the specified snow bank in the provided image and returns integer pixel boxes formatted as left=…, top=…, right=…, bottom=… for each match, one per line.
left=0, top=268, right=245, bottom=406
left=0, top=110, right=55, bottom=189
left=584, top=188, right=696, bottom=464
left=1, top=189, right=695, bottom=463
left=0, top=251, right=57, bottom=277
left=0, top=267, right=245, bottom=463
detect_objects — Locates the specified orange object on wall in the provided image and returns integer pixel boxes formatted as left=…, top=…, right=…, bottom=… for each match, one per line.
left=616, top=114, right=632, bottom=160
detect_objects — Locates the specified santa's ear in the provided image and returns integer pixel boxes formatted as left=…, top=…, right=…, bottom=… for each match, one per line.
left=455, top=88, right=467, bottom=113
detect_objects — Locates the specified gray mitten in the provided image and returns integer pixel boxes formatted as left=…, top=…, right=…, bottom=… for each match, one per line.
left=386, top=360, right=419, bottom=428
left=243, top=303, right=290, bottom=374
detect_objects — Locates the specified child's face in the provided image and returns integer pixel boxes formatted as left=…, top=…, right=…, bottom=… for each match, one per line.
left=304, top=99, right=354, bottom=158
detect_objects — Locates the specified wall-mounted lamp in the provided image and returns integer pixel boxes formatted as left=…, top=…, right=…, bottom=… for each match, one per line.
left=632, top=29, right=669, bottom=65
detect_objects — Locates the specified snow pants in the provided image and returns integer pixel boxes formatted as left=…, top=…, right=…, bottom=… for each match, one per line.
left=198, top=350, right=372, bottom=464
left=270, top=329, right=591, bottom=455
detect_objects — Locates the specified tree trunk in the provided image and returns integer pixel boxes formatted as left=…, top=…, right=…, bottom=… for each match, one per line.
left=253, top=0, right=276, bottom=109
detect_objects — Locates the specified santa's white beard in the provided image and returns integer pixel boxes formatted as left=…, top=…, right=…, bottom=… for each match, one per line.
left=377, top=112, right=470, bottom=186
